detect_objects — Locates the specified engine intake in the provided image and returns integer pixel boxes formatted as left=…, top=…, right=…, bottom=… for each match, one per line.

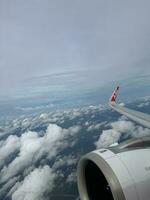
left=84, top=160, right=114, bottom=200
left=77, top=137, right=150, bottom=200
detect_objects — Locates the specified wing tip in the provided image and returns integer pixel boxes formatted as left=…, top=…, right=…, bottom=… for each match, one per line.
left=109, top=86, right=120, bottom=106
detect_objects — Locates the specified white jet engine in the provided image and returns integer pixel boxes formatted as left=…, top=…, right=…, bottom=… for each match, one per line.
left=77, top=137, right=150, bottom=200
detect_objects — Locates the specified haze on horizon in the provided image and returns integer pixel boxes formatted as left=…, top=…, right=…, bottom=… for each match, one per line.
left=0, top=0, right=150, bottom=100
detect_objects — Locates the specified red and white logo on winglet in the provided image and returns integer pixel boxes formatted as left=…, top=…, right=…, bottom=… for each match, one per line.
left=109, top=86, right=119, bottom=104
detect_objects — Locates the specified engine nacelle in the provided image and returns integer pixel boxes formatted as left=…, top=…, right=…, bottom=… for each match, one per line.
left=77, top=137, right=150, bottom=200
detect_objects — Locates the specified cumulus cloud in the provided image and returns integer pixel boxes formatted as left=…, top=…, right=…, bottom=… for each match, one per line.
left=0, top=124, right=81, bottom=184
left=95, top=120, right=150, bottom=149
left=132, top=126, right=150, bottom=138
left=66, top=172, right=77, bottom=184
left=0, top=135, right=20, bottom=169
left=95, top=129, right=121, bottom=148
left=0, top=103, right=104, bottom=199
left=111, top=121, right=135, bottom=133
left=12, top=165, right=57, bottom=200
left=2, top=103, right=105, bottom=139
left=53, top=155, right=77, bottom=170
left=0, top=131, right=43, bottom=183
left=0, top=176, right=20, bottom=199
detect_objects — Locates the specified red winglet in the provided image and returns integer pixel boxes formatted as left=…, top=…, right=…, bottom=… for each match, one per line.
left=110, top=86, right=119, bottom=104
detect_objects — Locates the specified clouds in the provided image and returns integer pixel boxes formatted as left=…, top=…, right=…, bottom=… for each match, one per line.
left=0, top=118, right=81, bottom=200
left=138, top=96, right=150, bottom=108
left=12, top=166, right=57, bottom=200
left=95, top=120, right=150, bottom=148
left=66, top=172, right=77, bottom=184
left=53, top=155, right=77, bottom=170
left=87, top=122, right=107, bottom=132
left=111, top=120, right=135, bottom=133
left=1, top=0, right=150, bottom=99
left=17, top=104, right=55, bottom=112
left=0, top=124, right=80, bottom=184
left=0, top=102, right=110, bottom=199
left=0, top=99, right=149, bottom=199
left=95, top=120, right=136, bottom=148
left=95, top=129, right=121, bottom=148
left=0, top=135, right=20, bottom=169
left=0, top=103, right=104, bottom=141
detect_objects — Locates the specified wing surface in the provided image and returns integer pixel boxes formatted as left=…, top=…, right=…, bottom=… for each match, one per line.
left=109, top=86, right=150, bottom=129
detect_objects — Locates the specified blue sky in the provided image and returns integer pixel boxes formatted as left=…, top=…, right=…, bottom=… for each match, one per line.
left=0, top=0, right=150, bottom=101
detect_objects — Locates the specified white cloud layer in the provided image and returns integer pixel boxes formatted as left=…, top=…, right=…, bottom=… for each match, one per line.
left=0, top=124, right=80, bottom=184
left=12, top=165, right=57, bottom=200
left=0, top=135, right=20, bottom=169
left=95, top=129, right=121, bottom=148
left=1, top=101, right=149, bottom=200
left=95, top=120, right=150, bottom=148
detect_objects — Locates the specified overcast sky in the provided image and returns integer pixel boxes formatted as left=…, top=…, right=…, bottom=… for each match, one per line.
left=0, top=0, right=150, bottom=99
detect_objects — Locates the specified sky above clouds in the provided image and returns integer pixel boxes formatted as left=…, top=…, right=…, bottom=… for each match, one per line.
left=0, top=0, right=150, bottom=99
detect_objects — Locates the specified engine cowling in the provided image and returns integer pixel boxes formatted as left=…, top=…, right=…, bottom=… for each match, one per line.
left=77, top=137, right=150, bottom=200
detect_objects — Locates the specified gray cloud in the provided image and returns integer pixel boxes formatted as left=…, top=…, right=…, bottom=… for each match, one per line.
left=0, top=0, right=150, bottom=99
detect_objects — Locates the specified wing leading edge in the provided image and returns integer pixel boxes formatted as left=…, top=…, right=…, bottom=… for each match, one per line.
left=109, top=86, right=150, bottom=129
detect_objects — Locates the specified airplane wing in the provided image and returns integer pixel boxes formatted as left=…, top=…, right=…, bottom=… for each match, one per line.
left=109, top=86, right=150, bottom=129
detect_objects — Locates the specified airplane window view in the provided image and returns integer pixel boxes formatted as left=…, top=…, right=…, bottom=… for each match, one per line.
left=0, top=1, right=150, bottom=200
